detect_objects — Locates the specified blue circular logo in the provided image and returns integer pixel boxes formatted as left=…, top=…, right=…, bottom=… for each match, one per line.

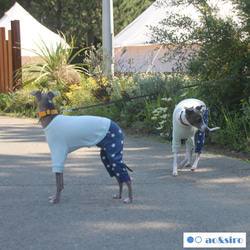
left=187, top=236, right=194, bottom=243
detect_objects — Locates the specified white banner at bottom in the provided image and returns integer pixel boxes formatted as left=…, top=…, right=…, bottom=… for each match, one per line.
left=183, top=232, right=246, bottom=248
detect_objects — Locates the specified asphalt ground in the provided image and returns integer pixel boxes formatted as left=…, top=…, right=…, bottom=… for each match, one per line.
left=0, top=116, right=249, bottom=250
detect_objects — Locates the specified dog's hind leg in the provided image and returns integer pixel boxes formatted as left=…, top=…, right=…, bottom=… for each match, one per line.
left=113, top=176, right=123, bottom=199
left=124, top=180, right=132, bottom=203
left=49, top=173, right=64, bottom=204
left=180, top=149, right=193, bottom=168
left=191, top=153, right=201, bottom=171
left=113, top=177, right=132, bottom=203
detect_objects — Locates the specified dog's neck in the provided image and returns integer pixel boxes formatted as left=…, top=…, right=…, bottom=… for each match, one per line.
left=38, top=111, right=58, bottom=129
left=180, top=110, right=190, bottom=126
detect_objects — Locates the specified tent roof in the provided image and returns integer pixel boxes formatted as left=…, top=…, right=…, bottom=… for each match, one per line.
left=0, top=2, right=68, bottom=57
left=114, top=0, right=238, bottom=48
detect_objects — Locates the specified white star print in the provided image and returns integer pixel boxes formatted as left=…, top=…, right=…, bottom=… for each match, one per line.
left=112, top=163, right=116, bottom=167
left=112, top=143, right=116, bottom=147
left=121, top=140, right=124, bottom=144
left=111, top=133, right=115, bottom=137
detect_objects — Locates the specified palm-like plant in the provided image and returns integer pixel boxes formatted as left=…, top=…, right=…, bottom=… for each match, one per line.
left=21, top=32, right=87, bottom=91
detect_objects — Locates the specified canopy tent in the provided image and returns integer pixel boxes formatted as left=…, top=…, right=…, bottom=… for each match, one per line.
left=114, top=0, right=239, bottom=72
left=0, top=2, right=69, bottom=63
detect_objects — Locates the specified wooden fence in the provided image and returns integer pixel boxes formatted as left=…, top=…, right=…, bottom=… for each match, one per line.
left=0, top=20, right=21, bottom=94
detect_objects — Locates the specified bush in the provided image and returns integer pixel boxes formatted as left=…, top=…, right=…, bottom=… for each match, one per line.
left=6, top=87, right=37, bottom=117
left=0, top=93, right=11, bottom=111
left=212, top=99, right=250, bottom=152
left=2, top=37, right=249, bottom=155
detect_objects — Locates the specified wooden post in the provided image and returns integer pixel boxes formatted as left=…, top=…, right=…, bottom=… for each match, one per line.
left=3, top=39, right=8, bottom=93
left=7, top=30, right=13, bottom=91
left=0, top=27, right=5, bottom=93
left=11, top=20, right=22, bottom=89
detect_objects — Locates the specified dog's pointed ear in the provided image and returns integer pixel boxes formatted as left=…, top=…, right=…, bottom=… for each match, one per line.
left=195, top=105, right=203, bottom=111
left=29, top=90, right=41, bottom=100
left=47, top=91, right=60, bottom=99
left=184, top=106, right=194, bottom=114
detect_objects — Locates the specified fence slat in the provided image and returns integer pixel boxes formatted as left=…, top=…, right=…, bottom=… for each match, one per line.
left=7, top=30, right=13, bottom=91
left=3, top=40, right=8, bottom=93
left=0, top=21, right=21, bottom=94
left=0, top=27, right=5, bottom=94
left=11, top=20, right=21, bottom=90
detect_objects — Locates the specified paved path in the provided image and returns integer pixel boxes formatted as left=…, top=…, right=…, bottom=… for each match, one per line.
left=0, top=116, right=249, bottom=250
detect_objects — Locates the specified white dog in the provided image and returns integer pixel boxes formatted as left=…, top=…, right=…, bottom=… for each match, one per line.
left=172, top=99, right=220, bottom=176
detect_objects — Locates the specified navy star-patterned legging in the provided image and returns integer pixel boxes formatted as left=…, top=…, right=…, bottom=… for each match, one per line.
left=96, top=121, right=131, bottom=183
left=195, top=110, right=209, bottom=153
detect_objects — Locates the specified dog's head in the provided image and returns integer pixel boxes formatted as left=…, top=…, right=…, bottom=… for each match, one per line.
left=29, top=90, right=60, bottom=112
left=185, top=105, right=209, bottom=132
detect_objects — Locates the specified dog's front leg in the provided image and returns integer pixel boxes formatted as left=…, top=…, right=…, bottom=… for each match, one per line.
left=191, top=153, right=201, bottom=171
left=49, top=173, right=64, bottom=204
left=173, top=153, right=178, bottom=176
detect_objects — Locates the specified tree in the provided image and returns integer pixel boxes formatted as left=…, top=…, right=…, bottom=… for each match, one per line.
left=113, top=0, right=154, bottom=35
left=1, top=0, right=154, bottom=47
left=233, top=0, right=250, bottom=35
left=149, top=0, right=250, bottom=105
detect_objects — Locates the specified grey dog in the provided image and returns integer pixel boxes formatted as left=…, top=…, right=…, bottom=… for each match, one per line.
left=30, top=90, right=133, bottom=204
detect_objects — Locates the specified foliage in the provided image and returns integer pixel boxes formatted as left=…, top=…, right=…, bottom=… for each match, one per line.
left=113, top=0, right=155, bottom=35
left=4, top=86, right=37, bottom=117
left=0, top=0, right=154, bottom=47
left=1, top=1, right=249, bottom=155
left=1, top=70, right=249, bottom=154
left=150, top=0, right=250, bottom=107
left=63, top=82, right=97, bottom=110
left=21, top=34, right=86, bottom=95
left=83, top=44, right=104, bottom=78
left=214, top=98, right=250, bottom=152
left=0, top=93, right=11, bottom=111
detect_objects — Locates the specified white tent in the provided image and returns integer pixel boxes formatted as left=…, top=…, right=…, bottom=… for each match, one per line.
left=114, top=0, right=238, bottom=73
left=0, top=2, right=69, bottom=63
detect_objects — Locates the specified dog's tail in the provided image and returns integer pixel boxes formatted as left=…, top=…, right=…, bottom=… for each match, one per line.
left=125, top=164, right=133, bottom=172
left=208, top=127, right=220, bottom=132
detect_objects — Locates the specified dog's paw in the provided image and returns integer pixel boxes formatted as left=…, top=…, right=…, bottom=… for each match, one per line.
left=191, top=164, right=197, bottom=172
left=113, top=194, right=122, bottom=199
left=48, top=196, right=58, bottom=204
left=172, top=171, right=178, bottom=177
left=123, top=198, right=132, bottom=203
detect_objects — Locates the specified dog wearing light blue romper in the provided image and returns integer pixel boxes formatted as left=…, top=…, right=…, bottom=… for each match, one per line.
left=30, top=90, right=132, bottom=204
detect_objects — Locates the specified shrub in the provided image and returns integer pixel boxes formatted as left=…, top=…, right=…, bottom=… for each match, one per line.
left=0, top=93, right=11, bottom=111
left=21, top=33, right=86, bottom=93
